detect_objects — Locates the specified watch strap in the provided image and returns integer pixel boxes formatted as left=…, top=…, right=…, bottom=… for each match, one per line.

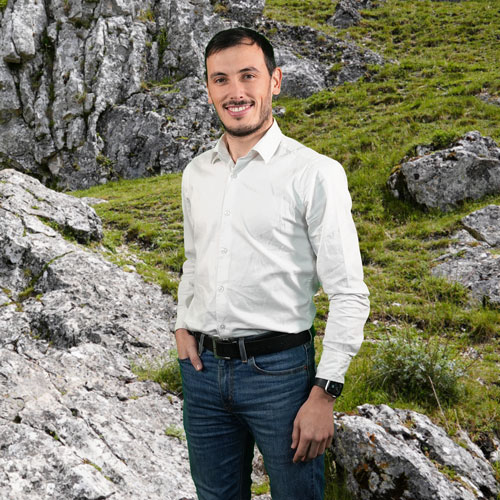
left=314, top=377, right=343, bottom=398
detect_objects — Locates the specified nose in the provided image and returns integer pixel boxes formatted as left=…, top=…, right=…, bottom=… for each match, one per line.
left=227, top=79, right=245, bottom=101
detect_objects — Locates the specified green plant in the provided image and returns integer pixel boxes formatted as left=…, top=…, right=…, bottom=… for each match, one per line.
left=131, top=351, right=183, bottom=395
left=372, top=332, right=466, bottom=406
left=0, top=0, right=8, bottom=11
left=164, top=425, right=185, bottom=440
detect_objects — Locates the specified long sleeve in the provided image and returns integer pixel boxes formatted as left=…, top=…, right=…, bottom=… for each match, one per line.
left=303, top=159, right=370, bottom=383
left=174, top=167, right=196, bottom=331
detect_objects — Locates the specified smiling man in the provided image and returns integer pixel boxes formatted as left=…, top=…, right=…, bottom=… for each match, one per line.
left=174, top=27, right=369, bottom=500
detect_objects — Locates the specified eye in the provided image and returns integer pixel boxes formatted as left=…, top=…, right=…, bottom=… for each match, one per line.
left=243, top=74, right=255, bottom=80
left=214, top=77, right=227, bottom=84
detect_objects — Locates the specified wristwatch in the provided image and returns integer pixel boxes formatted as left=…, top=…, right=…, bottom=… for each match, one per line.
left=314, top=378, right=343, bottom=399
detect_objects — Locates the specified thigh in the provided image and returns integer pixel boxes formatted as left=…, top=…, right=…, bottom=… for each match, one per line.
left=233, top=342, right=324, bottom=500
left=179, top=355, right=254, bottom=500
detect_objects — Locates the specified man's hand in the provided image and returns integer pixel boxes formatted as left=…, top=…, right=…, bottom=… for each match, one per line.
left=291, top=385, right=335, bottom=463
left=175, top=329, right=203, bottom=371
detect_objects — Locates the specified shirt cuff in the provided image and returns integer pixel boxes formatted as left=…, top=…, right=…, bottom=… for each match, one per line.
left=315, top=349, right=353, bottom=384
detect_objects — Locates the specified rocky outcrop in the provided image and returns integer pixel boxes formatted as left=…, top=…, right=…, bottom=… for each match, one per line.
left=0, top=0, right=384, bottom=190
left=332, top=404, right=499, bottom=500
left=431, top=206, right=500, bottom=307
left=0, top=169, right=196, bottom=498
left=327, top=0, right=384, bottom=29
left=387, top=131, right=500, bottom=211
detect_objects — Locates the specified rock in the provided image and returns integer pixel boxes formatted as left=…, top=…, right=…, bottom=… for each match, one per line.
left=0, top=169, right=196, bottom=498
left=328, top=0, right=362, bottom=29
left=327, top=0, right=385, bottom=29
left=461, top=205, right=500, bottom=247
left=0, top=0, right=385, bottom=190
left=332, top=404, right=499, bottom=500
left=387, top=131, right=500, bottom=211
left=220, top=0, right=266, bottom=24
left=431, top=207, right=500, bottom=306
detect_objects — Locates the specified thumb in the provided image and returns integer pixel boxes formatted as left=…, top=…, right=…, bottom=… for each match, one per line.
left=189, top=352, right=203, bottom=371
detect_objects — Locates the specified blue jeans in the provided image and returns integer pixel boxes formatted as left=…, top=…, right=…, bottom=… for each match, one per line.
left=178, top=337, right=324, bottom=500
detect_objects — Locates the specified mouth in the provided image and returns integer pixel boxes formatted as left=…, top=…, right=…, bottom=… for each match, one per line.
left=223, top=101, right=254, bottom=117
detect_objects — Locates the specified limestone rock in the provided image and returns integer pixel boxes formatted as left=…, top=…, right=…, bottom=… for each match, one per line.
left=332, top=404, right=499, bottom=500
left=0, top=169, right=196, bottom=498
left=431, top=206, right=500, bottom=306
left=387, top=131, right=500, bottom=211
left=461, top=205, right=500, bottom=247
left=220, top=0, right=266, bottom=24
left=0, top=0, right=385, bottom=190
left=327, top=0, right=384, bottom=29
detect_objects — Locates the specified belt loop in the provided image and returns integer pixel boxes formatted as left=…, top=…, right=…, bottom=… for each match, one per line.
left=238, top=338, right=248, bottom=363
left=198, top=333, right=205, bottom=356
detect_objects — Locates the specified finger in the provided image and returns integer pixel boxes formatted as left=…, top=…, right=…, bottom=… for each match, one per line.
left=317, top=440, right=327, bottom=457
left=326, top=435, right=334, bottom=450
left=305, top=440, right=320, bottom=462
left=189, top=352, right=203, bottom=371
left=293, top=438, right=309, bottom=464
left=291, top=421, right=299, bottom=450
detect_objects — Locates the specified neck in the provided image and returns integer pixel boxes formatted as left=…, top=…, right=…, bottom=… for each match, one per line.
left=225, top=120, right=273, bottom=163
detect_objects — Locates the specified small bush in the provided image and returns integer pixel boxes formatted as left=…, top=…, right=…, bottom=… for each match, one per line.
left=131, top=351, right=182, bottom=395
left=372, top=332, right=465, bottom=406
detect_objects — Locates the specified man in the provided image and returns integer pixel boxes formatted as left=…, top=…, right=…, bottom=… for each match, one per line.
left=175, top=27, right=369, bottom=500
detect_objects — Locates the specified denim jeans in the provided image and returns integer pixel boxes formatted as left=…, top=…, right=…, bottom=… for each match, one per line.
left=178, top=337, right=324, bottom=500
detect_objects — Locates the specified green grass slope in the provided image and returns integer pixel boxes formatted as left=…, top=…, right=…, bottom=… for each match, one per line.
left=75, top=0, right=500, bottom=493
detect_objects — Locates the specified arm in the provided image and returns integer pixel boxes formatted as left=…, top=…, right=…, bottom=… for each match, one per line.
left=175, top=168, right=203, bottom=370
left=292, top=160, right=370, bottom=462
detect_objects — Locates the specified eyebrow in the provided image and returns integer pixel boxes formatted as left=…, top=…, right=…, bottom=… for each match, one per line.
left=209, top=66, right=261, bottom=79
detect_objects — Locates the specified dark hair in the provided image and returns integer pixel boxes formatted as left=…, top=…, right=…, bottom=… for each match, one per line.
left=204, top=27, right=276, bottom=78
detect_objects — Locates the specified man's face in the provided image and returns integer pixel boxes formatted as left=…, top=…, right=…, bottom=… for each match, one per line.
left=206, top=41, right=282, bottom=138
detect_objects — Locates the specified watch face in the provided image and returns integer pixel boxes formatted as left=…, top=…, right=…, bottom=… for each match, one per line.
left=326, top=381, right=343, bottom=398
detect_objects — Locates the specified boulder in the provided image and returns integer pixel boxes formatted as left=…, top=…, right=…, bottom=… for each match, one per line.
left=0, top=169, right=196, bottom=498
left=220, top=0, right=266, bottom=24
left=327, top=0, right=385, bottom=29
left=431, top=205, right=500, bottom=307
left=332, top=404, right=499, bottom=500
left=387, top=131, right=500, bottom=211
left=461, top=205, right=500, bottom=247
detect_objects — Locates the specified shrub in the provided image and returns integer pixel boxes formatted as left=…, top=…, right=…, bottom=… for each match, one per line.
left=131, top=350, right=183, bottom=395
left=372, top=331, right=465, bottom=406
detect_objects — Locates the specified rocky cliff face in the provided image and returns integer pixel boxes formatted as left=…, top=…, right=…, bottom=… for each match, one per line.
left=0, top=0, right=383, bottom=190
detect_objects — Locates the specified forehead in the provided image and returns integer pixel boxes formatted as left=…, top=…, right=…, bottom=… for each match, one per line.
left=206, top=41, right=267, bottom=74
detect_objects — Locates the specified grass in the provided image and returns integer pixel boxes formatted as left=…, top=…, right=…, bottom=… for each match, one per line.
left=74, top=0, right=500, bottom=495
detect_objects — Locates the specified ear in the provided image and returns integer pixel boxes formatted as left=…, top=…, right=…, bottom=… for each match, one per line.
left=271, top=67, right=282, bottom=96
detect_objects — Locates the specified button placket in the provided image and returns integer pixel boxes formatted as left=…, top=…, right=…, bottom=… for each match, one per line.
left=215, top=168, right=236, bottom=334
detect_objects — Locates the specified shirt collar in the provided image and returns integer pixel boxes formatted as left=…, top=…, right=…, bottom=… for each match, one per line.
left=211, top=120, right=283, bottom=165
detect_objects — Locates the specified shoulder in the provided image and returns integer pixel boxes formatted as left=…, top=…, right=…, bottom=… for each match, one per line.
left=279, top=134, right=346, bottom=183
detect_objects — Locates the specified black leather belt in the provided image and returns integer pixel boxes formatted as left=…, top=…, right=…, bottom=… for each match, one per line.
left=191, top=329, right=311, bottom=360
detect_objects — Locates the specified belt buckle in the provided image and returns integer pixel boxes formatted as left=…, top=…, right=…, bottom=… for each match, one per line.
left=212, top=336, right=232, bottom=360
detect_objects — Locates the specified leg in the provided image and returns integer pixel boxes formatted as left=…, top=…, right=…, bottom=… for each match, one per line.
left=179, top=352, right=254, bottom=500
left=232, top=341, right=325, bottom=500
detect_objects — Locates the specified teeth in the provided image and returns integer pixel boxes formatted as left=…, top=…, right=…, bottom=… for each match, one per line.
left=228, top=105, right=250, bottom=112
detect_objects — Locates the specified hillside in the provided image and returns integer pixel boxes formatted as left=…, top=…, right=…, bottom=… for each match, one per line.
left=73, top=0, right=500, bottom=496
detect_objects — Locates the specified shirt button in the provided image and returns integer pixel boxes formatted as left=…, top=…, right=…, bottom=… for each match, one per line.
left=221, top=248, right=228, bottom=254
left=224, top=210, right=230, bottom=216
left=217, top=286, right=224, bottom=293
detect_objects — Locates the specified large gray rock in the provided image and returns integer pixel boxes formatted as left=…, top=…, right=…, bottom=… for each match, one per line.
left=0, top=169, right=196, bottom=498
left=462, top=205, right=500, bottom=247
left=0, top=0, right=385, bottom=190
left=332, top=404, right=499, bottom=500
left=327, top=0, right=384, bottom=29
left=388, top=131, right=500, bottom=211
left=431, top=206, right=500, bottom=307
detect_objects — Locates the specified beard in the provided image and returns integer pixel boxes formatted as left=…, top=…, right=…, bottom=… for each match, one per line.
left=218, top=99, right=273, bottom=138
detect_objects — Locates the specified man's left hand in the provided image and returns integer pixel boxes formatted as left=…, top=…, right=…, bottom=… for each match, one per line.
left=291, top=385, right=335, bottom=463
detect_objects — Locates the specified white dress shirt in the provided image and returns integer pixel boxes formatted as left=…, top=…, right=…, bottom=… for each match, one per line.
left=175, top=120, right=369, bottom=382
